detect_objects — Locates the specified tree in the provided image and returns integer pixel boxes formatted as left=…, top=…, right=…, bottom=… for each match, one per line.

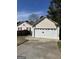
left=47, top=0, right=61, bottom=40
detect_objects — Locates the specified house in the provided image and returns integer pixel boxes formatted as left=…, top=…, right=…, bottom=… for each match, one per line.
left=17, top=21, right=32, bottom=31
left=32, top=17, right=59, bottom=39
left=17, top=17, right=59, bottom=40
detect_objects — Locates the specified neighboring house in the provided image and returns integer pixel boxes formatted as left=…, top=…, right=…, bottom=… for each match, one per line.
left=32, top=17, right=59, bottom=39
left=17, top=21, right=32, bottom=31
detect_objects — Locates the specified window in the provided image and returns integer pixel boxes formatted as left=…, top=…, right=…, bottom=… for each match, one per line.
left=26, top=27, right=28, bottom=30
left=42, top=29, right=44, bottom=30
left=46, top=28, right=47, bottom=30
left=18, top=27, right=22, bottom=31
left=54, top=28, right=56, bottom=30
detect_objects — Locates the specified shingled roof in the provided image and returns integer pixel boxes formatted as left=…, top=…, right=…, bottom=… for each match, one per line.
left=17, top=21, right=24, bottom=26
left=33, top=16, right=58, bottom=27
left=17, top=21, right=32, bottom=26
left=17, top=16, right=58, bottom=27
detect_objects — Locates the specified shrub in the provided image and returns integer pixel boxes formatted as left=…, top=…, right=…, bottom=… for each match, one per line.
left=17, top=30, right=31, bottom=36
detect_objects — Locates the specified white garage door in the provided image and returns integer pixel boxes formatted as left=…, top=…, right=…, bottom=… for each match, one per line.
left=34, top=28, right=57, bottom=39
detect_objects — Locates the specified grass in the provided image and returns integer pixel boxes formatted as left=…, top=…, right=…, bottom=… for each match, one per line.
left=17, top=36, right=28, bottom=46
left=57, top=41, right=61, bottom=49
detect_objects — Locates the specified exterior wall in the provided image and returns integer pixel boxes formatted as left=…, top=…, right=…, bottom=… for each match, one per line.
left=35, top=18, right=56, bottom=28
left=17, top=22, right=32, bottom=31
left=57, top=27, right=59, bottom=37
left=31, top=27, right=35, bottom=37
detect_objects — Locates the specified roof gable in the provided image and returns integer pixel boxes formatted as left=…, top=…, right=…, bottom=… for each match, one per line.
left=17, top=22, right=32, bottom=27
left=33, top=17, right=58, bottom=26
left=34, top=17, right=57, bottom=28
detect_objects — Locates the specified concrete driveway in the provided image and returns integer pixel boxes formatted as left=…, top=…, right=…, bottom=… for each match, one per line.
left=17, top=41, right=61, bottom=59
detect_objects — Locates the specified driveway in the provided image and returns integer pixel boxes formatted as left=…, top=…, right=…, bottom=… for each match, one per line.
left=17, top=41, right=61, bottom=59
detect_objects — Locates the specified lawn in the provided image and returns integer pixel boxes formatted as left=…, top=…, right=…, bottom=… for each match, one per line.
left=17, top=36, right=28, bottom=46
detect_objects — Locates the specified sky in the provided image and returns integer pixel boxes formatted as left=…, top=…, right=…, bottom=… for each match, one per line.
left=17, top=0, right=51, bottom=21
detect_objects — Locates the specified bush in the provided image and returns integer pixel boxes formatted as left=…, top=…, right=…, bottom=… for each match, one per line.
left=17, top=30, right=31, bottom=36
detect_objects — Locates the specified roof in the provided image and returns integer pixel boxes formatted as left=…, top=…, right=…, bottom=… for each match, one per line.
left=17, top=21, right=32, bottom=26
left=33, top=16, right=58, bottom=27
left=17, top=21, right=24, bottom=26
left=17, top=16, right=58, bottom=27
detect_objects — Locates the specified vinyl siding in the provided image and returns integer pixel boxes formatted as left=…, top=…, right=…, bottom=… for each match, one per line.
left=35, top=18, right=56, bottom=28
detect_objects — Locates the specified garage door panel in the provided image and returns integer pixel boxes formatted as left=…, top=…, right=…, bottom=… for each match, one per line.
left=35, top=30, right=44, bottom=37
left=34, top=28, right=57, bottom=38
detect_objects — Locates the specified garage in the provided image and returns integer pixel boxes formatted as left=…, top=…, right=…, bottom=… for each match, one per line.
left=32, top=17, right=59, bottom=40
left=34, top=28, right=58, bottom=39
